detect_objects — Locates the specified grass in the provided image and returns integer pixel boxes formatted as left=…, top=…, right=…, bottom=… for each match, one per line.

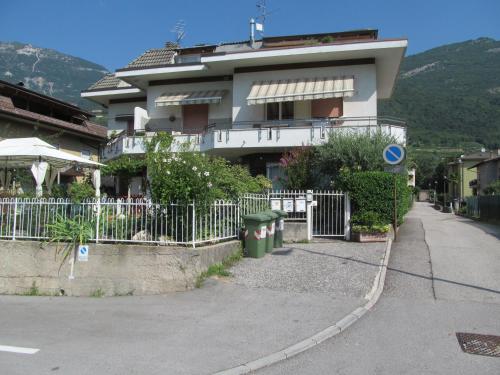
left=195, top=248, right=243, bottom=288
left=90, top=288, right=105, bottom=298
left=23, top=281, right=40, bottom=296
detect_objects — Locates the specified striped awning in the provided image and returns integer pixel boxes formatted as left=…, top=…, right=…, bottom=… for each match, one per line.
left=247, top=76, right=355, bottom=105
left=155, top=90, right=227, bottom=107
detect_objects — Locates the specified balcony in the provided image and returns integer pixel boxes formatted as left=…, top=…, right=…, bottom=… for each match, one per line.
left=101, top=116, right=406, bottom=161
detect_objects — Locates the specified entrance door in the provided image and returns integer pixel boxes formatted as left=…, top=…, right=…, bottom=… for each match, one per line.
left=182, top=104, right=209, bottom=133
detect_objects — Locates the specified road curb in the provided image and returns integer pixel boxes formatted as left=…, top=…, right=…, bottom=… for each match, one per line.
left=213, top=239, right=393, bottom=375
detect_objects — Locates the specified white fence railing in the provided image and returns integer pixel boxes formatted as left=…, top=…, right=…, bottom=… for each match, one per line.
left=0, top=195, right=268, bottom=247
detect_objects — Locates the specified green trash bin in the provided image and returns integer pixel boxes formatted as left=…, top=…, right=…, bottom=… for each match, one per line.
left=263, top=210, right=279, bottom=252
left=272, top=209, right=288, bottom=248
left=242, top=213, right=269, bottom=258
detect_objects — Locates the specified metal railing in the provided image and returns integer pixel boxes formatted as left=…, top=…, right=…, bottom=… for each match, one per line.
left=465, top=195, right=500, bottom=221
left=0, top=195, right=268, bottom=247
left=101, top=116, right=407, bottom=160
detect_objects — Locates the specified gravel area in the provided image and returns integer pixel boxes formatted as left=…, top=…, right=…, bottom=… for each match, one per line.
left=231, top=241, right=386, bottom=297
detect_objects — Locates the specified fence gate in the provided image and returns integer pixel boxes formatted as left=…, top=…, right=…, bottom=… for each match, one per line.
left=269, top=190, right=350, bottom=240
left=311, top=191, right=349, bottom=238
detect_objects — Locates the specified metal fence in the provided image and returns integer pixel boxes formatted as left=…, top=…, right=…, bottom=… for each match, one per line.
left=0, top=195, right=268, bottom=247
left=268, top=190, right=349, bottom=238
left=466, top=195, right=500, bottom=221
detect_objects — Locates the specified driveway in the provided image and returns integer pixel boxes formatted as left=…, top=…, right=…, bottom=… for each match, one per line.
left=258, top=202, right=500, bottom=375
left=0, top=241, right=385, bottom=375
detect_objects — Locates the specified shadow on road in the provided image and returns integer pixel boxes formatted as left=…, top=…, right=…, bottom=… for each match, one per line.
left=292, top=245, right=500, bottom=297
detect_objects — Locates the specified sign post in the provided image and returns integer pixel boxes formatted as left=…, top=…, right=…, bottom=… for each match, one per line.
left=383, top=144, right=406, bottom=241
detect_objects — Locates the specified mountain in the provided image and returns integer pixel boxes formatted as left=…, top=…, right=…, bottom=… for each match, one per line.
left=380, top=37, right=500, bottom=149
left=0, top=41, right=108, bottom=110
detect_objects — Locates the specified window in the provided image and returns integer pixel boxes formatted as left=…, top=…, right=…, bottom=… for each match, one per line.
left=81, top=150, right=91, bottom=160
left=266, top=102, right=294, bottom=121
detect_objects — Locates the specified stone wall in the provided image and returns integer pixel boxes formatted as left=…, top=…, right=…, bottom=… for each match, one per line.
left=0, top=240, right=240, bottom=296
left=283, top=222, right=308, bottom=243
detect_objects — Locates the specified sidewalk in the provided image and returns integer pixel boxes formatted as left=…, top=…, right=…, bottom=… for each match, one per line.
left=0, top=241, right=386, bottom=375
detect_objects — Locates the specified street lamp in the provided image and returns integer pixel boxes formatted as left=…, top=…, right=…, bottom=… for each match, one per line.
left=434, top=180, right=438, bottom=205
left=443, top=176, right=448, bottom=210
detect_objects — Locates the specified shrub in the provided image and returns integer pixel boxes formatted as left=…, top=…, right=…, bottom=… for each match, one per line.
left=67, top=181, right=95, bottom=203
left=484, top=180, right=500, bottom=195
left=145, top=132, right=271, bottom=206
left=336, top=171, right=412, bottom=225
left=279, top=146, right=314, bottom=189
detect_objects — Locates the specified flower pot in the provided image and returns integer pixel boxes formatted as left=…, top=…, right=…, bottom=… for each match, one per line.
left=352, top=231, right=388, bottom=243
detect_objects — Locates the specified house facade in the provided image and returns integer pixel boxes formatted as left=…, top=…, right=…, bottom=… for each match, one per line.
left=0, top=79, right=107, bottom=188
left=82, top=29, right=407, bottom=192
left=447, top=150, right=494, bottom=200
left=470, top=152, right=500, bottom=195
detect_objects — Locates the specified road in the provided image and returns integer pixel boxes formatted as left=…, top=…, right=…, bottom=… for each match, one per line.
left=258, top=202, right=500, bottom=374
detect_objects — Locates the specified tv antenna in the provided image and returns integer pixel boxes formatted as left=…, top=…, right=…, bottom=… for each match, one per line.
left=255, top=0, right=277, bottom=34
left=171, top=20, right=186, bottom=45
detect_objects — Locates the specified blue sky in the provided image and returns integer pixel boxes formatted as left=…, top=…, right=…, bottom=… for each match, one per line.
left=1, top=0, right=499, bottom=71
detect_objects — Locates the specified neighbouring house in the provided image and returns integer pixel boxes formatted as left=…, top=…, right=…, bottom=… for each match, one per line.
left=447, top=149, right=498, bottom=199
left=470, top=151, right=500, bottom=195
left=0, top=79, right=107, bottom=189
left=81, top=27, right=408, bottom=193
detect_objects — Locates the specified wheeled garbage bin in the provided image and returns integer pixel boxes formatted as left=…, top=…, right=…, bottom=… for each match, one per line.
left=242, top=213, right=269, bottom=258
left=264, top=210, right=279, bottom=252
left=272, top=209, right=288, bottom=248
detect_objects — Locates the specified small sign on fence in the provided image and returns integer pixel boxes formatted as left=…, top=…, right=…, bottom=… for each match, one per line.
left=295, top=199, right=306, bottom=213
left=78, top=245, right=89, bottom=262
left=270, top=199, right=281, bottom=210
left=283, top=199, right=294, bottom=212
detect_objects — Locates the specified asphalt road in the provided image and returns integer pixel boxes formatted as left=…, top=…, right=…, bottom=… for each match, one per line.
left=258, top=203, right=500, bottom=375
left=0, top=241, right=385, bottom=375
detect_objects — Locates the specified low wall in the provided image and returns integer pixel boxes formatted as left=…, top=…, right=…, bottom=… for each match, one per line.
left=0, top=240, right=240, bottom=297
left=283, top=222, right=308, bottom=243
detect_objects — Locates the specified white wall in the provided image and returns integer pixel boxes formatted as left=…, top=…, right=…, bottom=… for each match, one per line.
left=146, top=80, right=233, bottom=131
left=232, top=64, right=377, bottom=122
left=107, top=101, right=147, bottom=136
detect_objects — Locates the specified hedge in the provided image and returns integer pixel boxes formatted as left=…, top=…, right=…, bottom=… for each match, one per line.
left=336, top=171, right=413, bottom=225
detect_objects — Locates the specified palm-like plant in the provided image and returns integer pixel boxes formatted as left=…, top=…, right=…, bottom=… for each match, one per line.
left=47, top=215, right=94, bottom=272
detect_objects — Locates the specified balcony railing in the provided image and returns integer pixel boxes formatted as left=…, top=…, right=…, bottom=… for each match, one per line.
left=101, top=116, right=406, bottom=161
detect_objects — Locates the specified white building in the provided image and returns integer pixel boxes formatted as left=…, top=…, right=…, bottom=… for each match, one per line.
left=82, top=29, right=407, bottom=191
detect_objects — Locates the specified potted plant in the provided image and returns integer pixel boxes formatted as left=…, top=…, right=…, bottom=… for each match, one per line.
left=351, top=211, right=391, bottom=242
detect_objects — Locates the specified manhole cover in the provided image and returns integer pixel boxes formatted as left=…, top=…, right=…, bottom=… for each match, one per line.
left=272, top=249, right=293, bottom=256
left=456, top=332, right=500, bottom=357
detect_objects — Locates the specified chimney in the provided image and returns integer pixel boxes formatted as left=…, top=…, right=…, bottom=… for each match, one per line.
left=249, top=18, right=256, bottom=48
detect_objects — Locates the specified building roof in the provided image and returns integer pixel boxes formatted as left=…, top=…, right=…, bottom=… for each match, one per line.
left=470, top=155, right=500, bottom=169
left=0, top=79, right=93, bottom=117
left=119, top=48, right=176, bottom=71
left=84, top=74, right=133, bottom=92
left=115, top=29, right=379, bottom=72
left=0, top=95, right=107, bottom=140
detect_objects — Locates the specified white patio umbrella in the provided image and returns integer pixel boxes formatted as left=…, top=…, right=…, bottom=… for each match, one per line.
left=0, top=137, right=105, bottom=197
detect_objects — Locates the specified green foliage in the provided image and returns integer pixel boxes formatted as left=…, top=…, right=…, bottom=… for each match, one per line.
left=315, top=131, right=400, bottom=187
left=337, top=171, right=412, bottom=225
left=101, top=155, right=146, bottom=178
left=90, top=288, right=105, bottom=298
left=351, top=211, right=391, bottom=234
left=145, top=132, right=270, bottom=206
left=279, top=147, right=314, bottom=189
left=195, top=248, right=243, bottom=288
left=47, top=215, right=94, bottom=271
left=380, top=38, right=500, bottom=149
left=67, top=181, right=95, bottom=203
left=484, top=180, right=500, bottom=195
left=24, top=281, right=40, bottom=296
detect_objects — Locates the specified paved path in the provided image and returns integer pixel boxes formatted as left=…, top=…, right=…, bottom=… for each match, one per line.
left=258, top=203, right=500, bottom=374
left=0, top=242, right=385, bottom=375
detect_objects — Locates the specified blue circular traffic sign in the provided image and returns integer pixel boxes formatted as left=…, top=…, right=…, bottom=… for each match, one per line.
left=383, top=144, right=405, bottom=165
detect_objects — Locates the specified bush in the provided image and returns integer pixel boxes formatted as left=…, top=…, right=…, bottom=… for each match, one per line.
left=67, top=181, right=95, bottom=203
left=145, top=132, right=271, bottom=206
left=484, top=180, right=500, bottom=195
left=336, top=171, right=412, bottom=225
